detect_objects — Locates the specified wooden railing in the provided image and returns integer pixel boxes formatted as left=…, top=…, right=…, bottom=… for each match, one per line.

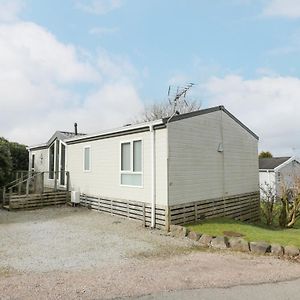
left=2, top=171, right=70, bottom=208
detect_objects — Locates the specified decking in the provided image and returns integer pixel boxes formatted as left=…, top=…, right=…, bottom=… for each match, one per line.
left=2, top=171, right=70, bottom=211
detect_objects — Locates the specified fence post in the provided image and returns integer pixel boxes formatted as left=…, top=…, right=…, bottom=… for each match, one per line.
left=41, top=172, right=44, bottom=194
left=66, top=172, right=70, bottom=203
left=54, top=171, right=58, bottom=191
left=165, top=207, right=170, bottom=232
left=26, top=177, right=29, bottom=196
left=9, top=188, right=12, bottom=208
left=142, top=203, right=146, bottom=227
left=18, top=172, right=23, bottom=195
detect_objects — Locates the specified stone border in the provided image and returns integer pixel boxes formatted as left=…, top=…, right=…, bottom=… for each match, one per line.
left=169, top=225, right=300, bottom=259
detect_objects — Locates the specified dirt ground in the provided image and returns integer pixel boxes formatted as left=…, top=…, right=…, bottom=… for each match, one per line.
left=0, top=206, right=300, bottom=300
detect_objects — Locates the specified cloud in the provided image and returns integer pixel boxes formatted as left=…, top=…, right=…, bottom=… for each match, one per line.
left=0, top=0, right=25, bottom=22
left=0, top=20, right=143, bottom=145
left=89, top=26, right=118, bottom=36
left=75, top=0, right=122, bottom=15
left=201, top=75, right=300, bottom=155
left=263, top=0, right=300, bottom=18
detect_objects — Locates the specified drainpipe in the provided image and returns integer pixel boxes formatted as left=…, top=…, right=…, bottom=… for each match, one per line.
left=150, top=125, right=156, bottom=228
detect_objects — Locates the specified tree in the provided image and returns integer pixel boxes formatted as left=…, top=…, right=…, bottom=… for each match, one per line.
left=138, top=99, right=201, bottom=122
left=9, top=142, right=28, bottom=172
left=0, top=138, right=13, bottom=187
left=0, top=137, right=28, bottom=187
left=279, top=179, right=300, bottom=228
left=259, top=151, right=273, bottom=158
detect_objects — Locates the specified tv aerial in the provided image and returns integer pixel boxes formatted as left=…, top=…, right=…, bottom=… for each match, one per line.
left=167, top=83, right=195, bottom=113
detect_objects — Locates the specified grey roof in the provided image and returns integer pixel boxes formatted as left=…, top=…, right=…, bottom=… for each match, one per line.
left=259, top=157, right=291, bottom=170
left=47, top=131, right=85, bottom=144
left=67, top=105, right=259, bottom=145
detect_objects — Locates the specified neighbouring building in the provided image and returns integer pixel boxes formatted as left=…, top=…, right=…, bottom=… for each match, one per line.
left=259, top=156, right=300, bottom=197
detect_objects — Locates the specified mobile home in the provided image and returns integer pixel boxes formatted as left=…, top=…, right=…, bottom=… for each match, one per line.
left=28, top=106, right=260, bottom=229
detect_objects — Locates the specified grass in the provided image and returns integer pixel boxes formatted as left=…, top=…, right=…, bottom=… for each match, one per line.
left=186, top=218, right=300, bottom=248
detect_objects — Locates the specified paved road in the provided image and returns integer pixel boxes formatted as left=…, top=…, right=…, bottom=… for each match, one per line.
left=130, top=278, right=300, bottom=300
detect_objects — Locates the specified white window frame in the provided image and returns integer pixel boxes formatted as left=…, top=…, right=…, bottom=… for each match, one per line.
left=120, top=139, right=143, bottom=188
left=83, top=145, right=92, bottom=172
left=58, top=140, right=67, bottom=187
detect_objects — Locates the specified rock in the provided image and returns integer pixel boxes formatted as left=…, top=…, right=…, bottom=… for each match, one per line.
left=169, top=225, right=188, bottom=238
left=187, top=231, right=201, bottom=241
left=270, top=244, right=284, bottom=256
left=284, top=246, right=300, bottom=257
left=250, top=241, right=271, bottom=254
left=228, top=237, right=250, bottom=252
left=198, top=234, right=213, bottom=247
left=211, top=236, right=229, bottom=249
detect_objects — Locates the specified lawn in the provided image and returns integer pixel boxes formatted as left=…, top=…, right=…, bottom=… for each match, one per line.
left=186, top=218, right=300, bottom=248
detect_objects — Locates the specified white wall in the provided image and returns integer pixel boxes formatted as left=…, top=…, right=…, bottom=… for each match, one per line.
left=276, top=160, right=300, bottom=195
left=167, top=110, right=259, bottom=206
left=259, top=170, right=276, bottom=197
left=66, top=128, right=168, bottom=206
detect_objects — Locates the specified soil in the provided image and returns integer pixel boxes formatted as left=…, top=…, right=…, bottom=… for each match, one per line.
left=1, top=206, right=300, bottom=300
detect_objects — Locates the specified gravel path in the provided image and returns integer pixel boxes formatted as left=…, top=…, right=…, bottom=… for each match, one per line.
left=0, top=207, right=300, bottom=299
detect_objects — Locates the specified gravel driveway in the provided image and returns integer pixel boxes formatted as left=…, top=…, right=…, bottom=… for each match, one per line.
left=0, top=206, right=300, bottom=299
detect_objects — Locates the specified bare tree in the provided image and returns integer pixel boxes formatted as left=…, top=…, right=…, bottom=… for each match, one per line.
left=138, top=99, right=201, bottom=122
left=260, top=183, right=279, bottom=226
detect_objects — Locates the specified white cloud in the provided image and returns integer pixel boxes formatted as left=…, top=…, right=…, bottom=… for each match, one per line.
left=75, top=0, right=122, bottom=15
left=201, top=75, right=300, bottom=155
left=0, top=0, right=24, bottom=22
left=0, top=19, right=143, bottom=145
left=263, top=0, right=300, bottom=18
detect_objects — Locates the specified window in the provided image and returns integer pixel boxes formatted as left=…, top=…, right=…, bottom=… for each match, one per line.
left=31, top=154, right=35, bottom=170
left=121, top=140, right=142, bottom=187
left=83, top=146, right=91, bottom=172
left=49, top=143, right=55, bottom=179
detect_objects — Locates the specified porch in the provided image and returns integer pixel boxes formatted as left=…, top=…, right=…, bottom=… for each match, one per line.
left=1, top=171, right=70, bottom=210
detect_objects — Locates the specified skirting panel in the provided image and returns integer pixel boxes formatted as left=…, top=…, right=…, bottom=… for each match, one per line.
left=169, top=191, right=260, bottom=226
left=80, top=194, right=167, bottom=229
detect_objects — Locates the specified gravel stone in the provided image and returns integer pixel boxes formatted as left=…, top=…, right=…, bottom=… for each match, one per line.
left=271, top=244, right=284, bottom=256
left=250, top=241, right=271, bottom=254
left=211, top=236, right=229, bottom=249
left=228, top=238, right=250, bottom=252
left=284, top=246, right=300, bottom=257
left=198, top=234, right=213, bottom=247
left=169, top=225, right=188, bottom=238
left=187, top=231, right=201, bottom=241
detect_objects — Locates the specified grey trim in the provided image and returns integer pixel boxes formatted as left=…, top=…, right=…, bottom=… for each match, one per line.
left=162, top=105, right=259, bottom=140
left=29, top=145, right=48, bottom=151
left=66, top=126, right=166, bottom=145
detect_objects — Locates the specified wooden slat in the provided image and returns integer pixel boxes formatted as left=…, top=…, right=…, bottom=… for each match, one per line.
left=170, top=192, right=260, bottom=225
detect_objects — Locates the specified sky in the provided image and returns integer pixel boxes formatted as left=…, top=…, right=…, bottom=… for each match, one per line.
left=1, top=0, right=300, bottom=155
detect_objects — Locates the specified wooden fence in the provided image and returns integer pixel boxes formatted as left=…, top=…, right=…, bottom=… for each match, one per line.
left=80, top=194, right=167, bottom=229
left=169, top=191, right=260, bottom=225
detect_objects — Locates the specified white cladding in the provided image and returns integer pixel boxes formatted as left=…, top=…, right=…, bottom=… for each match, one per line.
left=27, top=108, right=259, bottom=208
left=66, top=129, right=168, bottom=206
left=167, top=110, right=259, bottom=206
